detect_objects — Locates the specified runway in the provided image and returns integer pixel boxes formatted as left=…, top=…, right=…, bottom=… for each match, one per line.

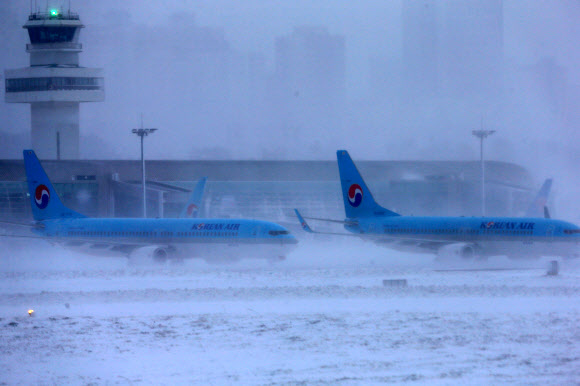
left=1, top=239, right=579, bottom=384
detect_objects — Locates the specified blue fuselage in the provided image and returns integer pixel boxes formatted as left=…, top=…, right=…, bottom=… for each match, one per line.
left=346, top=216, right=580, bottom=257
left=36, top=218, right=298, bottom=245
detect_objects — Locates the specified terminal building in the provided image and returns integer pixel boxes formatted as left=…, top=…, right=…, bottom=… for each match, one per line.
left=0, top=157, right=535, bottom=224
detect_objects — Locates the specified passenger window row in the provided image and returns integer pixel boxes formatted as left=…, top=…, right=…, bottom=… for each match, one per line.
left=66, top=230, right=239, bottom=238
left=384, top=228, right=533, bottom=236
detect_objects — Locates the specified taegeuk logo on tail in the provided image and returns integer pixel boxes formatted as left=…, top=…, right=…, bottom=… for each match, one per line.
left=35, top=185, right=50, bottom=209
left=348, top=184, right=363, bottom=207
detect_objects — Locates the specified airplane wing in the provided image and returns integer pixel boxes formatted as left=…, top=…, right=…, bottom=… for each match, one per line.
left=0, top=219, right=41, bottom=228
left=0, top=233, right=50, bottom=241
left=0, top=231, right=151, bottom=246
left=0, top=220, right=138, bottom=245
left=0, top=226, right=166, bottom=258
left=294, top=209, right=360, bottom=236
left=294, top=209, right=465, bottom=248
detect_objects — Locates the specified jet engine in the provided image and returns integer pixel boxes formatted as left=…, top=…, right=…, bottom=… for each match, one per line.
left=128, top=246, right=177, bottom=266
left=437, top=243, right=479, bottom=260
left=152, top=247, right=169, bottom=263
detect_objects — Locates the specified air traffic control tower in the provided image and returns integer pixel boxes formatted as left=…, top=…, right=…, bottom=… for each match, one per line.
left=4, top=8, right=104, bottom=159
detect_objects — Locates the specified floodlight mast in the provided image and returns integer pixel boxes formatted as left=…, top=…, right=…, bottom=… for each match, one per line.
left=471, top=129, right=496, bottom=216
left=132, top=124, right=158, bottom=218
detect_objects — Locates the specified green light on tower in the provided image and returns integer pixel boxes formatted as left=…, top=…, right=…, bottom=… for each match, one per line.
left=50, top=9, right=59, bottom=17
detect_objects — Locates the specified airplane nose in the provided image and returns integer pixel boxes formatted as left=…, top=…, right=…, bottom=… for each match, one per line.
left=282, top=234, right=299, bottom=245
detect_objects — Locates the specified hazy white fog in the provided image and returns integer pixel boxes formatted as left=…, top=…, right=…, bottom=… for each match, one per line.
left=0, top=1, right=578, bottom=199
left=1, top=5, right=579, bottom=382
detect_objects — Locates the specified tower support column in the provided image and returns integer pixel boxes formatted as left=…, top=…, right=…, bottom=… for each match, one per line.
left=31, top=102, right=80, bottom=159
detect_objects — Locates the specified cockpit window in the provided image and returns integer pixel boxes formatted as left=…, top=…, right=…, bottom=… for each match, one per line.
left=269, top=230, right=289, bottom=236
left=564, top=229, right=580, bottom=234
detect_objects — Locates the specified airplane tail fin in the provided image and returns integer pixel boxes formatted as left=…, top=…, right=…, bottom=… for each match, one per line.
left=336, top=150, right=400, bottom=219
left=525, top=178, right=552, bottom=218
left=544, top=206, right=551, bottom=219
left=23, top=150, right=86, bottom=221
left=179, top=177, right=207, bottom=218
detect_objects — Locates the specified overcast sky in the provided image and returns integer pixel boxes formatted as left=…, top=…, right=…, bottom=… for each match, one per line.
left=1, top=1, right=578, bottom=204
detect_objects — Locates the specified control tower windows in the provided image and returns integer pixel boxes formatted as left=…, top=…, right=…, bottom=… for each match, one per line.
left=28, top=27, right=76, bottom=44
left=6, top=77, right=103, bottom=93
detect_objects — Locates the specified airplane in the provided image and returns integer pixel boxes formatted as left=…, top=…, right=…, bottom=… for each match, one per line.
left=4, top=150, right=298, bottom=263
left=295, top=150, right=580, bottom=260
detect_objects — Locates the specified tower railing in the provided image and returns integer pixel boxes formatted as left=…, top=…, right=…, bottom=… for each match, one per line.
left=28, top=11, right=80, bottom=21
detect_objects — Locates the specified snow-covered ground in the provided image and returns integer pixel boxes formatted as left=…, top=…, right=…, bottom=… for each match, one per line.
left=1, top=239, right=579, bottom=384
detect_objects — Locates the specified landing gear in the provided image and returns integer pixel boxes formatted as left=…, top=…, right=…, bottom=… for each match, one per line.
left=547, top=260, right=559, bottom=276
left=169, top=256, right=185, bottom=266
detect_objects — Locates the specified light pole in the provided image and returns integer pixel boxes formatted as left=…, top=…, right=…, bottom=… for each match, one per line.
left=132, top=125, right=157, bottom=218
left=471, top=129, right=495, bottom=217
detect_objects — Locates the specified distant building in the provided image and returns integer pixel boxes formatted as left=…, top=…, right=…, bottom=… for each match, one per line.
left=4, top=8, right=104, bottom=159
left=272, top=26, right=346, bottom=141
left=94, top=12, right=269, bottom=149
left=402, top=0, right=439, bottom=99
left=397, top=0, right=504, bottom=102
left=439, top=0, right=504, bottom=100
left=530, top=57, right=568, bottom=117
